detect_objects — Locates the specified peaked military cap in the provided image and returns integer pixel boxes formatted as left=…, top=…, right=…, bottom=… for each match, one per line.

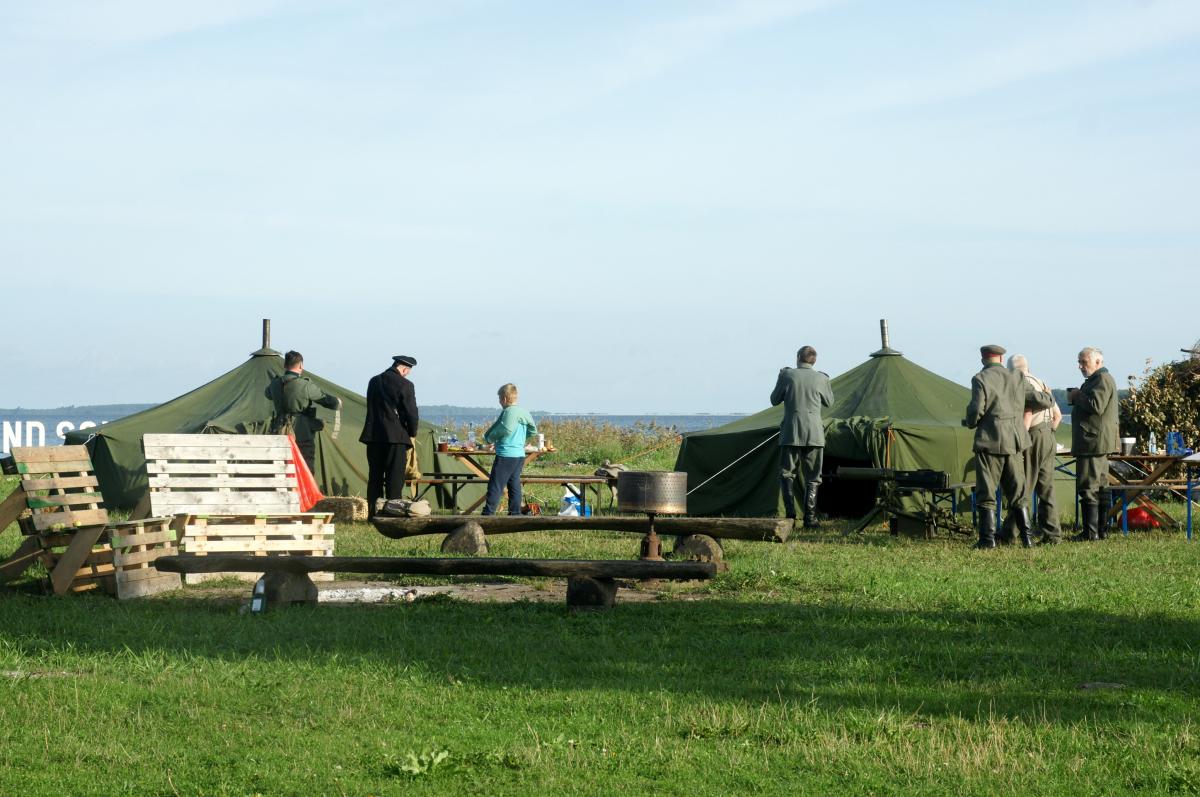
left=392, top=355, right=417, bottom=367
left=980, top=344, right=1006, bottom=356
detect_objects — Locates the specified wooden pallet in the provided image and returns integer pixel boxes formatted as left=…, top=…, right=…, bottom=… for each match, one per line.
left=6, top=446, right=115, bottom=594
left=109, top=517, right=183, bottom=599
left=176, top=512, right=336, bottom=584
left=143, top=433, right=300, bottom=515
left=142, top=434, right=336, bottom=582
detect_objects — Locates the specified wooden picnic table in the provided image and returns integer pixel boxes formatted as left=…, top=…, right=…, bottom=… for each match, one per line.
left=413, top=447, right=604, bottom=514
left=1054, top=452, right=1185, bottom=531
left=438, top=447, right=546, bottom=481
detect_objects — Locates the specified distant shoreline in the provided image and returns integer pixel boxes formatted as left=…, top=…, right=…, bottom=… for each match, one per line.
left=1, top=404, right=746, bottom=451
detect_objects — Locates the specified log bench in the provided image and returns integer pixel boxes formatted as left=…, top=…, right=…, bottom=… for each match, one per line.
left=371, top=514, right=790, bottom=559
left=154, top=554, right=717, bottom=610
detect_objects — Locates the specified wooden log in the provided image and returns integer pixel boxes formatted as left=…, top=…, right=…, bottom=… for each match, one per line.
left=371, top=515, right=790, bottom=542
left=155, top=555, right=717, bottom=581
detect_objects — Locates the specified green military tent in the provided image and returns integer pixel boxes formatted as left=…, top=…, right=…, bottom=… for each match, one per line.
left=64, top=347, right=481, bottom=510
left=676, top=346, right=1073, bottom=518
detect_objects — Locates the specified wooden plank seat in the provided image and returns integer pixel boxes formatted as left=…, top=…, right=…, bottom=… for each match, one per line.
left=154, top=554, right=718, bottom=610
left=142, top=434, right=336, bottom=582
left=0, top=446, right=178, bottom=596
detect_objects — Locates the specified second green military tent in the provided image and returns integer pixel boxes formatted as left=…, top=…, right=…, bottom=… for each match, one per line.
left=677, top=348, right=984, bottom=517
left=64, top=347, right=480, bottom=510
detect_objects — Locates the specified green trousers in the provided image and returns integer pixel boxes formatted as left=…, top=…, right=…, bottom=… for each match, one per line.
left=779, top=446, right=823, bottom=489
left=975, top=450, right=1027, bottom=514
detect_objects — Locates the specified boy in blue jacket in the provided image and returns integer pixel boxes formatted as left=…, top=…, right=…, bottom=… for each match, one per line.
left=482, top=383, right=538, bottom=515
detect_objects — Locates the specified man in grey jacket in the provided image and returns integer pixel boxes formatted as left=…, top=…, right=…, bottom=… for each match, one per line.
left=1067, top=347, right=1119, bottom=542
left=770, top=346, right=834, bottom=528
left=964, top=344, right=1055, bottom=549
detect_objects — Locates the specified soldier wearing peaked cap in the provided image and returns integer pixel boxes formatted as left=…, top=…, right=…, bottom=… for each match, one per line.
left=360, top=355, right=420, bottom=518
left=963, top=344, right=1054, bottom=549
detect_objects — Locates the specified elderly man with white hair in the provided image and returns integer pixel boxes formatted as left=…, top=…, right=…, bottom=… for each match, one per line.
left=1004, top=354, right=1064, bottom=544
left=1067, top=347, right=1119, bottom=542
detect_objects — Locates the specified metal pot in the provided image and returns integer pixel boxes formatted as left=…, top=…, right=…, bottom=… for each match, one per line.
left=617, top=471, right=687, bottom=515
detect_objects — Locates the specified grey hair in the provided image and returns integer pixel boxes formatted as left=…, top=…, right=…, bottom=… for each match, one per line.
left=1007, top=354, right=1028, bottom=373
left=1078, top=347, right=1104, bottom=362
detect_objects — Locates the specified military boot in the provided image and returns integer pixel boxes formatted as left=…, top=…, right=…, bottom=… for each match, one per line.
left=1071, top=502, right=1099, bottom=542
left=802, top=483, right=821, bottom=529
left=973, top=509, right=997, bottom=550
left=780, top=478, right=797, bottom=521
left=1014, top=506, right=1034, bottom=548
left=1097, top=491, right=1111, bottom=540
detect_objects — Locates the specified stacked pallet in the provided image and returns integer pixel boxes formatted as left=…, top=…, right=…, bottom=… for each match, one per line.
left=11, top=446, right=116, bottom=594
left=142, top=434, right=336, bottom=583
left=175, top=513, right=335, bottom=583
left=109, top=517, right=183, bottom=599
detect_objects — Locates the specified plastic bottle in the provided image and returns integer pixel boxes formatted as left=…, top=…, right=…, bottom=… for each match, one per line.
left=1148, top=431, right=1158, bottom=454
left=467, top=422, right=476, bottom=447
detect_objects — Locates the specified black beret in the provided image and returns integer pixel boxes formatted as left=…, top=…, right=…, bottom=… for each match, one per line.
left=392, top=355, right=417, bottom=368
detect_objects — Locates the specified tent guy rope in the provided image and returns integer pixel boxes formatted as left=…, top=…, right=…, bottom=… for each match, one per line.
left=687, top=431, right=780, bottom=496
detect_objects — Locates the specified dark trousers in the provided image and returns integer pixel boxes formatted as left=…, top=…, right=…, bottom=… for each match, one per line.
left=366, top=442, right=408, bottom=515
left=1076, top=454, right=1109, bottom=504
left=483, top=455, right=525, bottom=516
left=975, top=450, right=1026, bottom=514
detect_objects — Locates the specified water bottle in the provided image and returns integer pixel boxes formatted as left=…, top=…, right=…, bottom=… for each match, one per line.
left=467, top=422, right=476, bottom=447
left=1148, top=432, right=1157, bottom=454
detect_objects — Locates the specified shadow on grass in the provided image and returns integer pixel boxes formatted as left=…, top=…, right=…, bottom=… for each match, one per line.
left=1, top=587, right=1195, bottom=724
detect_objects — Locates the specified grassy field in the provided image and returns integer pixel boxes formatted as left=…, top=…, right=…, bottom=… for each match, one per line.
left=2, top=461, right=1199, bottom=794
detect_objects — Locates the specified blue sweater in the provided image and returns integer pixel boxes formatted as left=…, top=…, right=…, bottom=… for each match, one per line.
left=484, top=405, right=537, bottom=457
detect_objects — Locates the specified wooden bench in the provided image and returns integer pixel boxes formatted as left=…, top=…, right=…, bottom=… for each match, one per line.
left=141, top=433, right=335, bottom=582
left=154, top=554, right=717, bottom=610
left=0, top=446, right=180, bottom=597
left=370, top=514, right=791, bottom=561
left=407, top=473, right=608, bottom=514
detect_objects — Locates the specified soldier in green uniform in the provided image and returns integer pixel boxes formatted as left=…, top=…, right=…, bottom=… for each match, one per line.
left=265, top=350, right=342, bottom=475
left=1067, top=347, right=1119, bottom=542
left=964, top=344, right=1054, bottom=549
left=770, top=345, right=834, bottom=528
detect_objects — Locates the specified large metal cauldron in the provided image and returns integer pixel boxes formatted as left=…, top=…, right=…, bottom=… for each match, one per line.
left=617, top=471, right=687, bottom=515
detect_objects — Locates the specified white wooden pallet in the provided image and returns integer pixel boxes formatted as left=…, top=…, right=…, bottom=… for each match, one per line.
left=109, top=516, right=183, bottom=599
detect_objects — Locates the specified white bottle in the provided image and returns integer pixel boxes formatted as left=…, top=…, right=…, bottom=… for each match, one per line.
left=1148, top=432, right=1158, bottom=454
left=467, top=422, right=477, bottom=446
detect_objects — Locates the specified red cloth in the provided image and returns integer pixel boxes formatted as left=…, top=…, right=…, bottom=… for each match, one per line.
left=1125, top=507, right=1159, bottom=529
left=288, top=435, right=325, bottom=511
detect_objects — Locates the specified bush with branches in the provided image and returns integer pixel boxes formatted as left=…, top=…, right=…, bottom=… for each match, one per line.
left=1119, top=357, right=1200, bottom=448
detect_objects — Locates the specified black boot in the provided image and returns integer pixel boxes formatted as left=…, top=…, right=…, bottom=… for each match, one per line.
left=803, top=482, right=821, bottom=529
left=974, top=509, right=997, bottom=549
left=1072, top=502, right=1099, bottom=542
left=1014, top=506, right=1033, bottom=548
left=780, top=478, right=796, bottom=521
left=1097, top=491, right=1110, bottom=540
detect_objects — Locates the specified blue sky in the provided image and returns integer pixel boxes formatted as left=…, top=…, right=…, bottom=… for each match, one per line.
left=2, top=1, right=1197, bottom=412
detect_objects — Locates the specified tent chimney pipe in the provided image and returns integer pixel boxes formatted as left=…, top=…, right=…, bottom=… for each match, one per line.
left=870, top=319, right=901, bottom=358
left=263, top=319, right=271, bottom=351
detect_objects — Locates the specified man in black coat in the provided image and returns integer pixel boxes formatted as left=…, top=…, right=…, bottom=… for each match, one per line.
left=360, top=355, right=419, bottom=517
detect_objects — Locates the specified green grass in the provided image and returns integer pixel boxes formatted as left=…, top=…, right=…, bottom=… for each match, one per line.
left=3, top=460, right=1200, bottom=794
left=2, top=517, right=1199, bottom=795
